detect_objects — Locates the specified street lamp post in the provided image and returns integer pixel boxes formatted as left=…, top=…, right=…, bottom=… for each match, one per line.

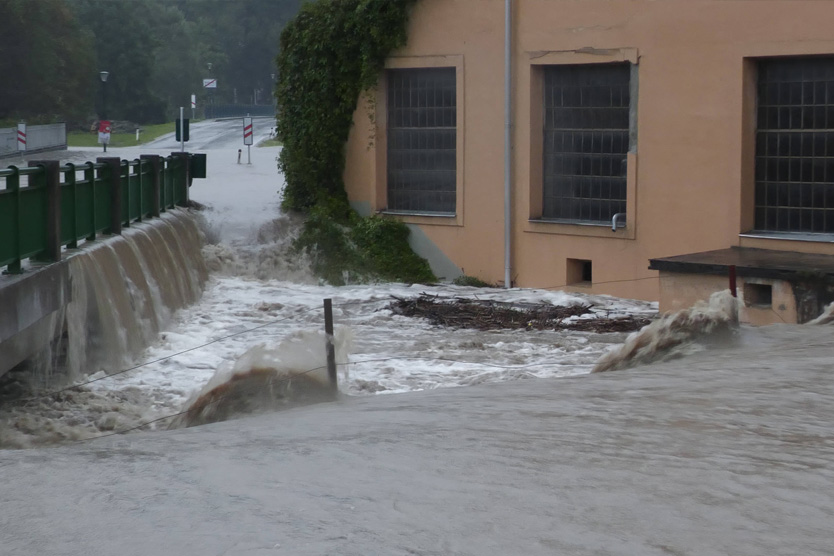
left=99, top=71, right=109, bottom=152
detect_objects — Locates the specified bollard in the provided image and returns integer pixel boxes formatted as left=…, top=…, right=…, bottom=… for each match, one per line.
left=323, top=298, right=338, bottom=391
left=237, top=149, right=242, bottom=164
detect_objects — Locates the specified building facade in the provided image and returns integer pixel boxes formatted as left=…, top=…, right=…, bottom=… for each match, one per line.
left=343, top=0, right=834, bottom=323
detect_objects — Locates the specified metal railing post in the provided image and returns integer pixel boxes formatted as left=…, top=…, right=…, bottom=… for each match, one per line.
left=3, top=166, right=22, bottom=274
left=140, top=154, right=161, bottom=218
left=28, top=160, right=61, bottom=263
left=97, top=157, right=122, bottom=235
left=121, top=160, right=130, bottom=229
left=84, top=162, right=97, bottom=241
left=170, top=152, right=191, bottom=207
left=64, top=163, right=79, bottom=249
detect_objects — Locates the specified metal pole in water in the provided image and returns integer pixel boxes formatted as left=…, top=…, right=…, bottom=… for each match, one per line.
left=323, top=298, right=337, bottom=391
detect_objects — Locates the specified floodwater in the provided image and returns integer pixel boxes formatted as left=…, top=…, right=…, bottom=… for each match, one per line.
left=1, top=322, right=832, bottom=555
left=0, top=142, right=657, bottom=448
left=1, top=139, right=833, bottom=555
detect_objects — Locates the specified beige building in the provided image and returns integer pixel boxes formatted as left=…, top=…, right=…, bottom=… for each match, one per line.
left=343, top=0, right=834, bottom=324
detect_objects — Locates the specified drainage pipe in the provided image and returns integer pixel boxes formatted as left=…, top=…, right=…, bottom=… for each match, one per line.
left=504, top=0, right=513, bottom=289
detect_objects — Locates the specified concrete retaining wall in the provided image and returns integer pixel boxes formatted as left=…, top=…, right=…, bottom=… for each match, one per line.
left=0, top=209, right=207, bottom=383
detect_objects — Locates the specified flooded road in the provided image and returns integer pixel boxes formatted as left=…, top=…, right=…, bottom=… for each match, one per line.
left=2, top=138, right=832, bottom=555
left=2, top=322, right=832, bottom=555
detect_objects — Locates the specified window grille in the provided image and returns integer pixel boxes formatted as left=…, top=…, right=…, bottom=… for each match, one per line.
left=542, top=63, right=631, bottom=223
left=387, top=68, right=456, bottom=214
left=755, top=57, right=834, bottom=233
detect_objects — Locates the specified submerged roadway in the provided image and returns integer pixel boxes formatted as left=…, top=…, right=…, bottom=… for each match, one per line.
left=2, top=323, right=833, bottom=555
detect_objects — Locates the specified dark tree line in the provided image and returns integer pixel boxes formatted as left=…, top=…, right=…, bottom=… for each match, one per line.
left=0, top=0, right=303, bottom=126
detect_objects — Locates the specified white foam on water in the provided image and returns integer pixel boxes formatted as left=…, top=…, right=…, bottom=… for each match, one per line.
left=0, top=144, right=658, bottom=447
left=592, top=290, right=740, bottom=373
left=807, top=301, right=834, bottom=325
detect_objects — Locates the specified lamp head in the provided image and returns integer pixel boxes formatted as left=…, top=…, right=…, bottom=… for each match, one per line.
left=99, top=71, right=109, bottom=83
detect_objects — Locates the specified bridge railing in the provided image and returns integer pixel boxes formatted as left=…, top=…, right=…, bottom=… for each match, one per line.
left=0, top=153, right=196, bottom=274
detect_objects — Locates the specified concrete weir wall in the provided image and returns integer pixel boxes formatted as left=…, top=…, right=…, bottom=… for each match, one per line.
left=0, top=209, right=207, bottom=385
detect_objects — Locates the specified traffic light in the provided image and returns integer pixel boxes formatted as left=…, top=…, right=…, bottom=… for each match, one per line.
left=176, top=118, right=190, bottom=142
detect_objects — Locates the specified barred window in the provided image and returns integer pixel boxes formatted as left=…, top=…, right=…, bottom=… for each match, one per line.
left=755, top=57, right=834, bottom=233
left=387, top=68, right=456, bottom=214
left=543, top=63, right=631, bottom=223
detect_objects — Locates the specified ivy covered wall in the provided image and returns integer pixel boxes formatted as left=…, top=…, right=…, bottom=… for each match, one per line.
left=275, top=0, right=435, bottom=285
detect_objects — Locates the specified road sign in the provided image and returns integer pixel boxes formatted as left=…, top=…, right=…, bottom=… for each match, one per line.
left=17, top=123, right=26, bottom=151
left=98, top=120, right=111, bottom=145
left=176, top=118, right=190, bottom=142
left=203, top=79, right=217, bottom=89
left=243, top=117, right=253, bottom=146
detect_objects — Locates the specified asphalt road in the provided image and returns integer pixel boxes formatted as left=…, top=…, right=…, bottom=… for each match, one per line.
left=144, top=117, right=276, bottom=151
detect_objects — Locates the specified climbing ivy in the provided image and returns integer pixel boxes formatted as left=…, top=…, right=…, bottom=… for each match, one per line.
left=275, top=0, right=435, bottom=285
left=275, top=0, right=417, bottom=213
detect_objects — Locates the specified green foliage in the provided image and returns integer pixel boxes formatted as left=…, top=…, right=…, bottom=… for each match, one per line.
left=351, top=216, right=435, bottom=283
left=295, top=208, right=361, bottom=286
left=295, top=214, right=435, bottom=286
left=1, top=0, right=303, bottom=124
left=0, top=0, right=94, bottom=124
left=275, top=0, right=417, bottom=213
left=453, top=275, right=496, bottom=288
left=276, top=0, right=433, bottom=285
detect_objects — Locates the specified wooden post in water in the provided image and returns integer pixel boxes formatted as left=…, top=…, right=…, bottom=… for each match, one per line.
left=729, top=265, right=737, bottom=298
left=323, top=298, right=337, bottom=391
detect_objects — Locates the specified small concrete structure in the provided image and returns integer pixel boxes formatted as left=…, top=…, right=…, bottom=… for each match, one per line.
left=650, top=247, right=834, bottom=325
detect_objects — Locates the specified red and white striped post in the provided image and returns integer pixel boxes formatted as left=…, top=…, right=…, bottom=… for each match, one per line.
left=243, top=116, right=253, bottom=165
left=16, top=122, right=26, bottom=152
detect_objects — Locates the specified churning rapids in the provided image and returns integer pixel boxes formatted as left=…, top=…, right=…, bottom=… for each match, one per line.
left=1, top=144, right=831, bottom=450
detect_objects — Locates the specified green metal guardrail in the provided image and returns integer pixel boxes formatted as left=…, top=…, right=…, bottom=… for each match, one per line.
left=0, top=153, right=203, bottom=274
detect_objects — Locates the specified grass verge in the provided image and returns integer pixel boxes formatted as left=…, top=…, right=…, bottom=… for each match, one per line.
left=257, top=138, right=282, bottom=147
left=67, top=122, right=178, bottom=148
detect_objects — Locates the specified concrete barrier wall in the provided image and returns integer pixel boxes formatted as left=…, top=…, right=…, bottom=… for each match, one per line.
left=0, top=123, right=67, bottom=158
left=0, top=128, right=16, bottom=156
left=27, top=123, right=66, bottom=152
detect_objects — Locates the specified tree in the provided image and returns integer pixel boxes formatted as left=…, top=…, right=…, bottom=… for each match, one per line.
left=70, top=0, right=166, bottom=123
left=0, top=0, right=94, bottom=124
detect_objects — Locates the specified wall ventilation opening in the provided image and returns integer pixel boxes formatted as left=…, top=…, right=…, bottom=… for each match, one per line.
left=567, top=258, right=593, bottom=285
left=744, top=282, right=773, bottom=308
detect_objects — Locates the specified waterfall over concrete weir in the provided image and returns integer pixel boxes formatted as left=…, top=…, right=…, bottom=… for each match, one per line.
left=0, top=209, right=207, bottom=387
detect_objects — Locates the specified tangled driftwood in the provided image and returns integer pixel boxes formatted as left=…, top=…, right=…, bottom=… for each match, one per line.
left=388, top=294, right=651, bottom=333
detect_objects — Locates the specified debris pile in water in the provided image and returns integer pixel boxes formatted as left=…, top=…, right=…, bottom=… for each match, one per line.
left=592, top=290, right=740, bottom=373
left=388, top=294, right=652, bottom=333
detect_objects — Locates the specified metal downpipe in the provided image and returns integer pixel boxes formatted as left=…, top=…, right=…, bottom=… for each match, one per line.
left=504, top=0, right=513, bottom=289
